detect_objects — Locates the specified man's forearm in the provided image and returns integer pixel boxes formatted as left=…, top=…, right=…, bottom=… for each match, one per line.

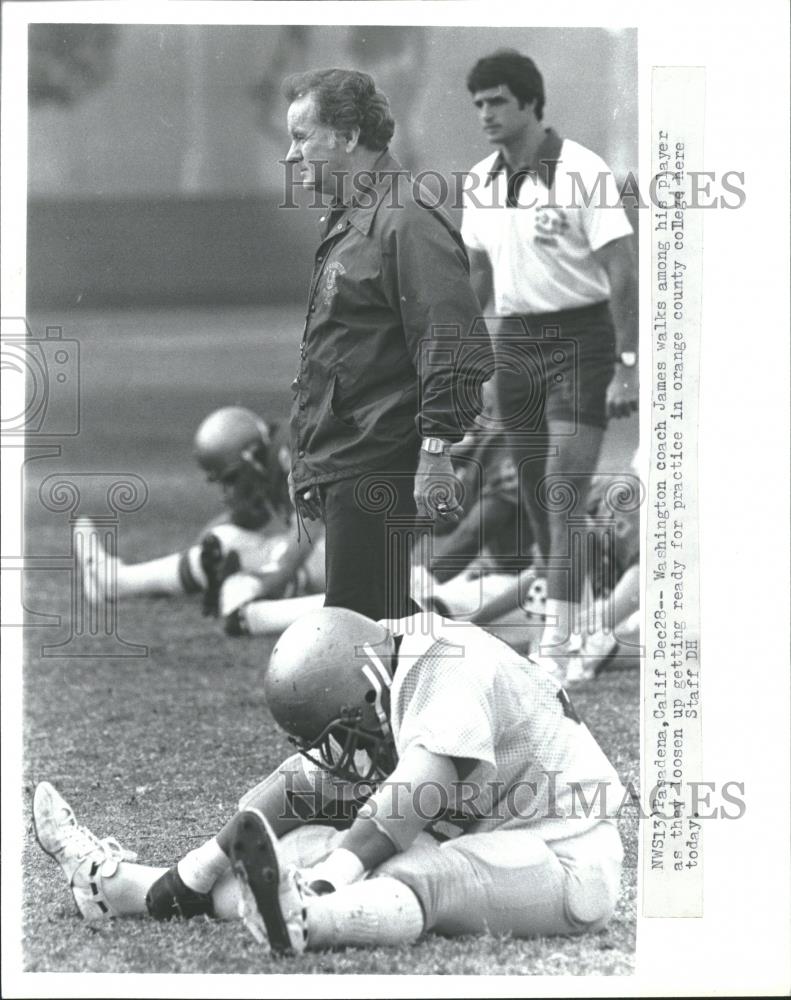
left=605, top=236, right=638, bottom=354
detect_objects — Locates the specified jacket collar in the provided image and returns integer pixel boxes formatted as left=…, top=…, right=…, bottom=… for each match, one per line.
left=485, top=127, right=564, bottom=190
left=321, top=150, right=407, bottom=238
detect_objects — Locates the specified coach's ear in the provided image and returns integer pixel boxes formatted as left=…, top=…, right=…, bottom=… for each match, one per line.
left=278, top=445, right=291, bottom=475
left=343, top=127, right=361, bottom=153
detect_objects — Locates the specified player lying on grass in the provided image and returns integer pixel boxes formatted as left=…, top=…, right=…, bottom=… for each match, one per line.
left=75, top=406, right=325, bottom=635
left=34, top=607, right=624, bottom=953
left=458, top=452, right=642, bottom=683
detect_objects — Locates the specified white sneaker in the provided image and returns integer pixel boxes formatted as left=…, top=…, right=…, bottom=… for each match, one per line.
left=230, top=808, right=308, bottom=954
left=33, top=781, right=136, bottom=920
left=73, top=518, right=116, bottom=607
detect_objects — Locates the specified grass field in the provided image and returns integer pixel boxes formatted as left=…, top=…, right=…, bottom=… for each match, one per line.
left=20, top=307, right=639, bottom=977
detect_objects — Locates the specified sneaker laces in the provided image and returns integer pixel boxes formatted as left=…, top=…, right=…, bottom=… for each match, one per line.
left=60, top=821, right=137, bottom=867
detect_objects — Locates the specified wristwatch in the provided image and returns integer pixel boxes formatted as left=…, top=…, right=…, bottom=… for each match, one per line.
left=617, top=351, right=637, bottom=368
left=421, top=437, right=451, bottom=456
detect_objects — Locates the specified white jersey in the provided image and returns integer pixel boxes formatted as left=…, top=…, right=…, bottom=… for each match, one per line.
left=462, top=138, right=633, bottom=315
left=385, top=615, right=624, bottom=840
left=284, top=614, right=624, bottom=842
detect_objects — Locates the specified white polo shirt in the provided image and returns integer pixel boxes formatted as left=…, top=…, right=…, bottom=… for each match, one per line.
left=461, top=133, right=633, bottom=315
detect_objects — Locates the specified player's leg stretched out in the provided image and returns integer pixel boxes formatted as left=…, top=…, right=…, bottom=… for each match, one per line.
left=73, top=516, right=263, bottom=617
left=33, top=781, right=425, bottom=952
left=74, top=518, right=199, bottom=605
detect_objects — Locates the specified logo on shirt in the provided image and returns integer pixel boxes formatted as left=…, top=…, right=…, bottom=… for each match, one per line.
left=322, top=261, right=347, bottom=306
left=534, top=207, right=569, bottom=247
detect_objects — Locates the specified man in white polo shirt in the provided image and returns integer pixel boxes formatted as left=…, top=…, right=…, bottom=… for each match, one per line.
left=461, top=49, right=637, bottom=680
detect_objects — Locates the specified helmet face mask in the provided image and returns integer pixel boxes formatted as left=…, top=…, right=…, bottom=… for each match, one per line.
left=265, top=608, right=400, bottom=787
left=218, top=452, right=275, bottom=529
left=291, top=705, right=396, bottom=786
left=193, top=408, right=283, bottom=530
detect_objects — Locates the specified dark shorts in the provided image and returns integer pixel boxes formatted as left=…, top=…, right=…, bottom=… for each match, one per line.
left=494, top=301, right=616, bottom=431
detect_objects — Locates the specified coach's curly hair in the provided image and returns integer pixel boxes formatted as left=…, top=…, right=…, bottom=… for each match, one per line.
left=466, top=50, right=545, bottom=120
left=282, top=68, right=395, bottom=151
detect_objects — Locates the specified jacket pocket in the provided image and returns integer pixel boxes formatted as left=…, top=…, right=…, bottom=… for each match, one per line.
left=328, top=375, right=358, bottom=430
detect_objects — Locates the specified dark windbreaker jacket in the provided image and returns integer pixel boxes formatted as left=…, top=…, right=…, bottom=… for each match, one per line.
left=289, top=150, right=493, bottom=491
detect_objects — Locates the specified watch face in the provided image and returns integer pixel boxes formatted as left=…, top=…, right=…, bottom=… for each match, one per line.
left=422, top=438, right=444, bottom=454
left=620, top=352, right=637, bottom=367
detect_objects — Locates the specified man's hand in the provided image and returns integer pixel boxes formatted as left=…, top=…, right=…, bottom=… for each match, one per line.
left=296, top=487, right=322, bottom=521
left=288, top=470, right=322, bottom=520
left=606, top=365, right=639, bottom=418
left=413, top=452, right=464, bottom=524
left=594, top=236, right=638, bottom=420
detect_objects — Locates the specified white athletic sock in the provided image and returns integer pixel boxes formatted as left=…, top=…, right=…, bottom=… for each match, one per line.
left=177, top=837, right=230, bottom=894
left=436, top=571, right=515, bottom=619
left=306, top=877, right=425, bottom=949
left=541, top=597, right=583, bottom=655
left=100, top=862, right=169, bottom=916
left=242, top=593, right=325, bottom=635
left=120, top=553, right=184, bottom=596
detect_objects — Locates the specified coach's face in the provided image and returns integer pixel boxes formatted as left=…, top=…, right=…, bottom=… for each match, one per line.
left=472, top=84, right=534, bottom=145
left=286, top=93, right=350, bottom=198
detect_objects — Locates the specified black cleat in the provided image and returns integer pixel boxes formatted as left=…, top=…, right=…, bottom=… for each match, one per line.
left=200, top=535, right=240, bottom=617
left=224, top=606, right=250, bottom=637
left=230, top=808, right=307, bottom=954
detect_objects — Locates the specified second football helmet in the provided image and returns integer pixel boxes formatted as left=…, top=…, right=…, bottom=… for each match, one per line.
left=193, top=407, right=288, bottom=529
left=264, top=608, right=397, bottom=785
left=193, top=406, right=272, bottom=483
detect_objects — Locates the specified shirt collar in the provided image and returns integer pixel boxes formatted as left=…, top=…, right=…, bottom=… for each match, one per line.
left=485, top=128, right=564, bottom=190
left=321, top=149, right=406, bottom=237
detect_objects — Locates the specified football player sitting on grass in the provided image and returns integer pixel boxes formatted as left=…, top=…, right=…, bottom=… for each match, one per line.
left=34, top=607, right=624, bottom=953
left=75, top=406, right=325, bottom=637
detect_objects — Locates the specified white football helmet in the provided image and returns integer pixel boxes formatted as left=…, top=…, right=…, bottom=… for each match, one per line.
left=265, top=608, right=397, bottom=784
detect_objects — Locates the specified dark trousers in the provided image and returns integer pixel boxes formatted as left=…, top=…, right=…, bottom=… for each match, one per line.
left=320, top=461, right=421, bottom=621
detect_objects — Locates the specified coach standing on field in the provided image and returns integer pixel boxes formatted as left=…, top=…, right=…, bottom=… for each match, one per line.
left=282, top=69, right=491, bottom=621
left=461, top=50, right=637, bottom=679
